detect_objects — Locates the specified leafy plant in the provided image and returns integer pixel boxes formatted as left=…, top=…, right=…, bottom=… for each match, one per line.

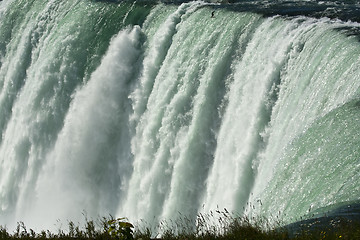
left=107, top=217, right=134, bottom=240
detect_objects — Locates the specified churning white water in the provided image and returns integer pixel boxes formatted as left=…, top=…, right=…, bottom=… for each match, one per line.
left=0, top=0, right=360, bottom=230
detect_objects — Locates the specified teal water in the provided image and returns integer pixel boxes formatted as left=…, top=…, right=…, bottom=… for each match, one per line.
left=0, top=0, right=360, bottom=230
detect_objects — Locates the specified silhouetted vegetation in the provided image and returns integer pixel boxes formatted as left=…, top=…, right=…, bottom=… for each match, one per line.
left=1, top=210, right=360, bottom=239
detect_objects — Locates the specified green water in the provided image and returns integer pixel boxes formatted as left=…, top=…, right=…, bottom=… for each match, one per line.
left=0, top=0, right=359, bottom=230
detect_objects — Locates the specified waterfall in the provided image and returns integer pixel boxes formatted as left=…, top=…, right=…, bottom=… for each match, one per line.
left=0, top=0, right=360, bottom=230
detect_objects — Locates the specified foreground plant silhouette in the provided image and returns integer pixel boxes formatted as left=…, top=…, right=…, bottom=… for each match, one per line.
left=107, top=218, right=134, bottom=240
left=1, top=211, right=360, bottom=239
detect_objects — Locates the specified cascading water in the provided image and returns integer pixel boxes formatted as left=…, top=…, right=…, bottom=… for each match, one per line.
left=0, top=0, right=360, bottom=231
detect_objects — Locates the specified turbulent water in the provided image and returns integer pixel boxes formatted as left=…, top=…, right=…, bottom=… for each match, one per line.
left=0, top=0, right=360, bottom=230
